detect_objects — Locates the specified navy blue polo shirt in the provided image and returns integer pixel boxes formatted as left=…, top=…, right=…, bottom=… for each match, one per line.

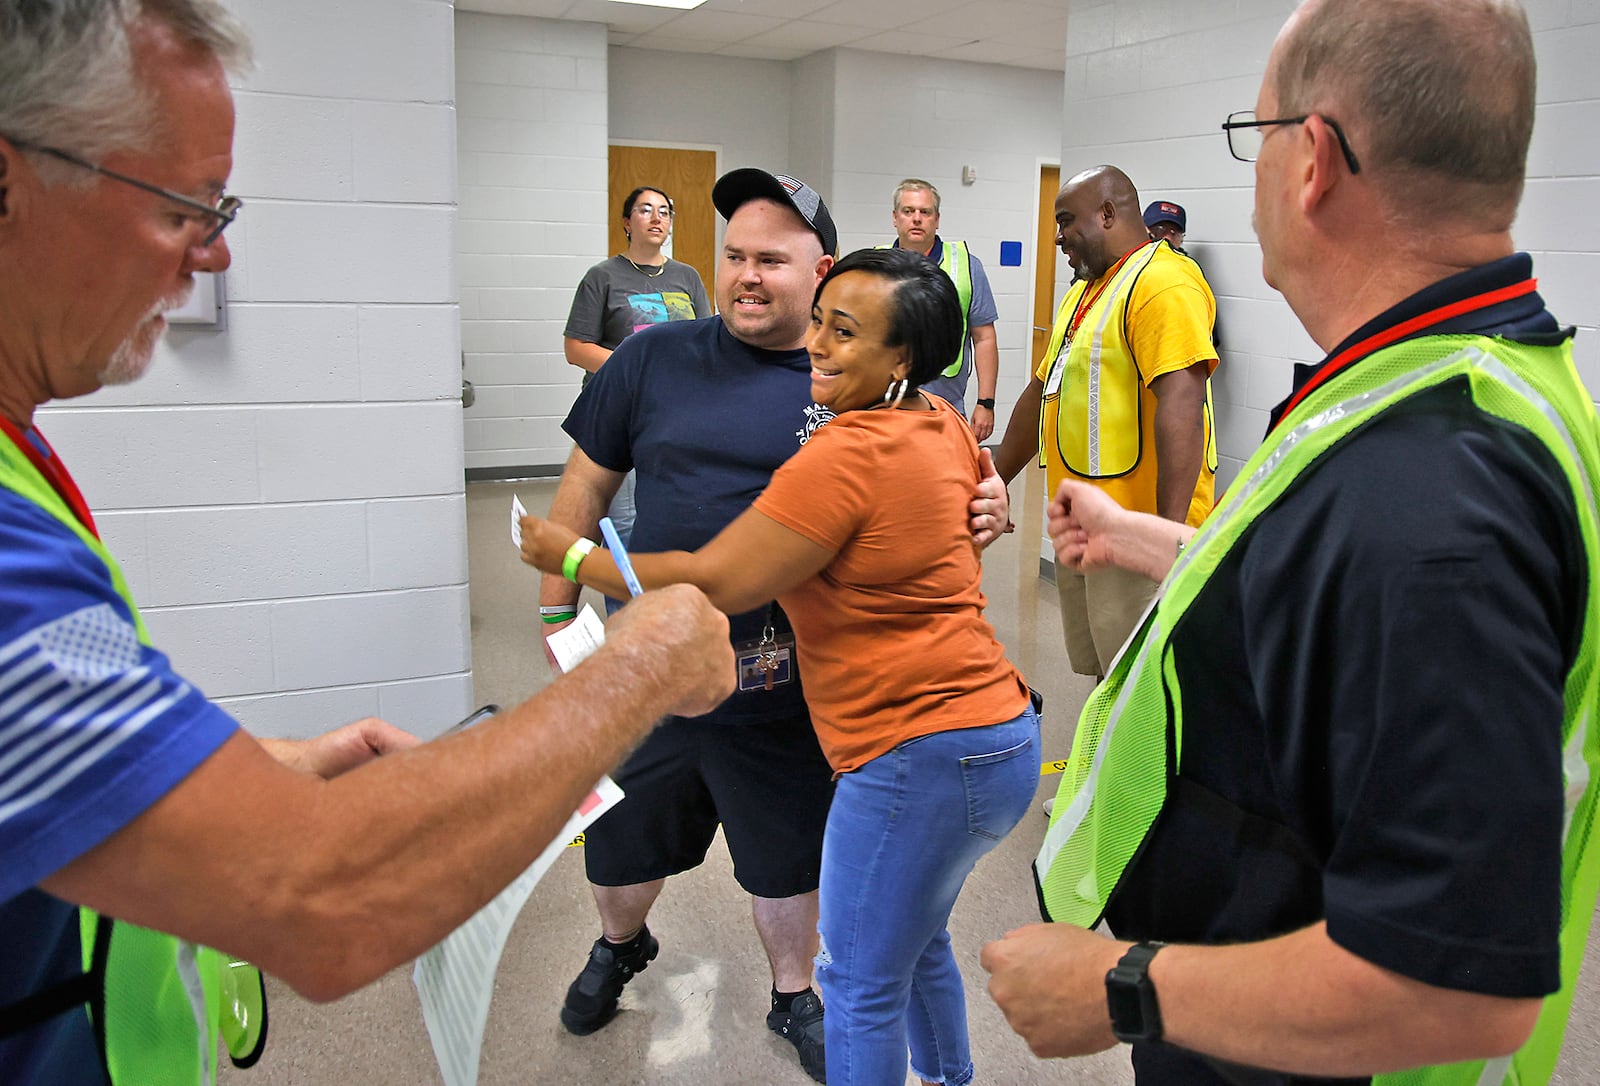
left=1109, top=254, right=1582, bottom=1086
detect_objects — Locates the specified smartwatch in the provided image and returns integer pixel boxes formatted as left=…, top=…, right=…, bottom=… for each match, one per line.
left=975, top=397, right=996, bottom=410
left=1105, top=940, right=1164, bottom=1043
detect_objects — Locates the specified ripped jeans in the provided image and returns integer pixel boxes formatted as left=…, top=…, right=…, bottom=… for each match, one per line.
left=815, top=706, right=1040, bottom=1085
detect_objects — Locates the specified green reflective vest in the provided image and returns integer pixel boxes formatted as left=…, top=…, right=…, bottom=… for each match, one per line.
left=881, top=239, right=972, bottom=377
left=0, top=426, right=267, bottom=1084
left=1035, top=334, right=1600, bottom=1085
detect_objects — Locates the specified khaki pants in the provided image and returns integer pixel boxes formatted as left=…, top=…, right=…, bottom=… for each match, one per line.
left=1055, top=561, right=1159, bottom=678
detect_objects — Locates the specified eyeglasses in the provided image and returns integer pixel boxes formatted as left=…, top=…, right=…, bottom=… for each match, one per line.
left=8, top=137, right=241, bottom=245
left=631, top=202, right=673, bottom=219
left=1222, top=110, right=1362, bottom=175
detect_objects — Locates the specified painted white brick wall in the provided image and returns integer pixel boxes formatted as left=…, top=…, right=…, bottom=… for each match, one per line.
left=829, top=50, right=1064, bottom=432
left=35, top=0, right=471, bottom=740
left=457, top=13, right=609, bottom=473
left=1063, top=0, right=1600, bottom=490
left=610, top=47, right=792, bottom=176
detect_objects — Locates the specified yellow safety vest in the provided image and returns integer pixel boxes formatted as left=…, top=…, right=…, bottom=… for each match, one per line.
left=1039, top=240, right=1217, bottom=482
left=0, top=426, right=267, bottom=1084
left=1035, top=334, right=1600, bottom=1086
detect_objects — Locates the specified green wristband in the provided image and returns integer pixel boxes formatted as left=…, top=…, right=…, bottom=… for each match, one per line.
left=540, top=610, right=577, bottom=624
left=562, top=537, right=597, bottom=583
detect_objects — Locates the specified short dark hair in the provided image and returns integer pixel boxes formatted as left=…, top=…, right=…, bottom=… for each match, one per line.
left=621, top=185, right=672, bottom=219
left=816, top=248, right=961, bottom=392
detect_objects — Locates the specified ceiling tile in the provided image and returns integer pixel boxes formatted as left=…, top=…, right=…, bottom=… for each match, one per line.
left=698, top=0, right=840, bottom=17
left=844, top=28, right=971, bottom=55
left=646, top=7, right=787, bottom=42
left=738, top=20, right=877, bottom=52
left=807, top=0, right=972, bottom=31
left=714, top=42, right=810, bottom=60
left=563, top=0, right=680, bottom=33
left=458, top=0, right=581, bottom=17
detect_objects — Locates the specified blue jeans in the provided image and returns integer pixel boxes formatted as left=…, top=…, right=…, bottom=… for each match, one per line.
left=816, top=706, right=1040, bottom=1085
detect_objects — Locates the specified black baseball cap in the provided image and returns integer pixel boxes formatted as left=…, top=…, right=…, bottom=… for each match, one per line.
left=712, top=168, right=838, bottom=257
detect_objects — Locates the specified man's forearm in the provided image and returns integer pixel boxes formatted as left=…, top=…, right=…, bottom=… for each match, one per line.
left=994, top=376, right=1044, bottom=484
left=45, top=596, right=724, bottom=1003
left=986, top=920, right=1540, bottom=1075
left=1155, top=923, right=1542, bottom=1076
left=540, top=450, right=621, bottom=611
left=1152, top=364, right=1208, bottom=522
left=973, top=324, right=998, bottom=400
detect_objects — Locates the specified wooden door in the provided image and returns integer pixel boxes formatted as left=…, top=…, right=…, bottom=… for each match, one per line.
left=1032, top=165, right=1061, bottom=368
left=608, top=145, right=718, bottom=298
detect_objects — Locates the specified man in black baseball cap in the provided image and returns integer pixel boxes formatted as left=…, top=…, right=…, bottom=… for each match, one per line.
left=539, top=165, right=841, bottom=1082
left=713, top=167, right=839, bottom=256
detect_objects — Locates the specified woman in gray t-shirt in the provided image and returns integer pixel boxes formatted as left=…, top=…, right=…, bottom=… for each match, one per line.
left=562, top=186, right=711, bottom=553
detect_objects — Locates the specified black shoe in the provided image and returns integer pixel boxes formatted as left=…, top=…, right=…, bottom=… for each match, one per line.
left=767, top=989, right=826, bottom=1083
left=559, top=927, right=659, bottom=1036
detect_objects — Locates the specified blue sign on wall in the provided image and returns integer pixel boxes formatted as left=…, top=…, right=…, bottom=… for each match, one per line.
left=999, top=240, right=1023, bottom=267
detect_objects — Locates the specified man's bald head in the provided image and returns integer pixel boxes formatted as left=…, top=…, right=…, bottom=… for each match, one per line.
left=1271, top=0, right=1533, bottom=228
left=1054, top=165, right=1150, bottom=282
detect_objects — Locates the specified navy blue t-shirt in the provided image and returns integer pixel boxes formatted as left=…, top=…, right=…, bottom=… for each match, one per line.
left=564, top=316, right=833, bottom=725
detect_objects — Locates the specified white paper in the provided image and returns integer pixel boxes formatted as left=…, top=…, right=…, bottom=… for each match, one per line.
left=510, top=494, right=527, bottom=548
left=544, top=604, right=606, bottom=673
left=413, top=776, right=624, bottom=1086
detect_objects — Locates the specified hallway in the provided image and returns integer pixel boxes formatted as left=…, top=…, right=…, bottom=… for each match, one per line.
left=225, top=469, right=1600, bottom=1085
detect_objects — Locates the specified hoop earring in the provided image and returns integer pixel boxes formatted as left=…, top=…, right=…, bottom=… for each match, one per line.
left=882, top=378, right=909, bottom=407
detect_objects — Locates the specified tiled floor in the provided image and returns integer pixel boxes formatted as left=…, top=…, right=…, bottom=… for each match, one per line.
left=223, top=469, right=1600, bottom=1085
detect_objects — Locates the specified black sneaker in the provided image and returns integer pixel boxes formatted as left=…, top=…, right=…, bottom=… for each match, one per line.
left=559, top=927, right=659, bottom=1036
left=767, top=989, right=826, bottom=1083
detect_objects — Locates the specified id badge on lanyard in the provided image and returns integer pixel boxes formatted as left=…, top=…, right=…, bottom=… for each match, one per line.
left=734, top=605, right=796, bottom=693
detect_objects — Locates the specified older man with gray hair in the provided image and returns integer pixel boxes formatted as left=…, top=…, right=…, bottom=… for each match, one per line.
left=0, top=3, right=734, bottom=1081
left=984, top=1, right=1600, bottom=1084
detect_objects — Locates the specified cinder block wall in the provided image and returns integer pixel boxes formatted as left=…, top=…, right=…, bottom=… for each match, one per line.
left=38, top=0, right=472, bottom=739
left=457, top=14, right=609, bottom=475
left=1061, top=0, right=1600, bottom=490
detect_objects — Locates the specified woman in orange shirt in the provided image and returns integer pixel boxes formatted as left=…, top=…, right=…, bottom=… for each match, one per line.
left=521, top=247, right=1039, bottom=1086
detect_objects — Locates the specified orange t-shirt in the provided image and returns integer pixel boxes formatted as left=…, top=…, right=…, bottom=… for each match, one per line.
left=754, top=396, right=1029, bottom=773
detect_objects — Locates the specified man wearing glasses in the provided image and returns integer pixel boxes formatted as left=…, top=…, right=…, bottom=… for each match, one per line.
left=985, top=1, right=1600, bottom=1084
left=0, top=3, right=734, bottom=1082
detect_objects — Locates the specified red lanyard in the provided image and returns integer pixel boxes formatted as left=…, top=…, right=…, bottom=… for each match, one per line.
left=1062, top=243, right=1146, bottom=350
left=0, top=416, right=99, bottom=537
left=1270, top=277, right=1539, bottom=431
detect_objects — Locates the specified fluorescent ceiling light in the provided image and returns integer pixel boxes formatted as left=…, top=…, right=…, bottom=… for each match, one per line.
left=603, top=0, right=707, bottom=9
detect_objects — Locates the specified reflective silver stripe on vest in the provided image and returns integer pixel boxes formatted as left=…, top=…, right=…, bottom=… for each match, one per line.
left=1085, top=251, right=1152, bottom=477
left=1037, top=344, right=1600, bottom=916
left=176, top=941, right=213, bottom=1085
left=1474, top=1056, right=1510, bottom=1086
left=1034, top=618, right=1163, bottom=886
left=1479, top=355, right=1598, bottom=853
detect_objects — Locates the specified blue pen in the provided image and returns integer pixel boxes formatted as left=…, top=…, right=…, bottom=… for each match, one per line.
left=599, top=517, right=644, bottom=598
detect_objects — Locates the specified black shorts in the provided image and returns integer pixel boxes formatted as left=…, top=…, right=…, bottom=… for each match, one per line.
left=583, top=711, right=834, bottom=898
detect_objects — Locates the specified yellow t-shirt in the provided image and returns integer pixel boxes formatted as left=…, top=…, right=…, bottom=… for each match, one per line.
left=1035, top=242, right=1217, bottom=527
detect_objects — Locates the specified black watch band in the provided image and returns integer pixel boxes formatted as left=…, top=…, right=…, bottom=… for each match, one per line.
left=1105, top=940, right=1165, bottom=1044
left=975, top=397, right=996, bottom=410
